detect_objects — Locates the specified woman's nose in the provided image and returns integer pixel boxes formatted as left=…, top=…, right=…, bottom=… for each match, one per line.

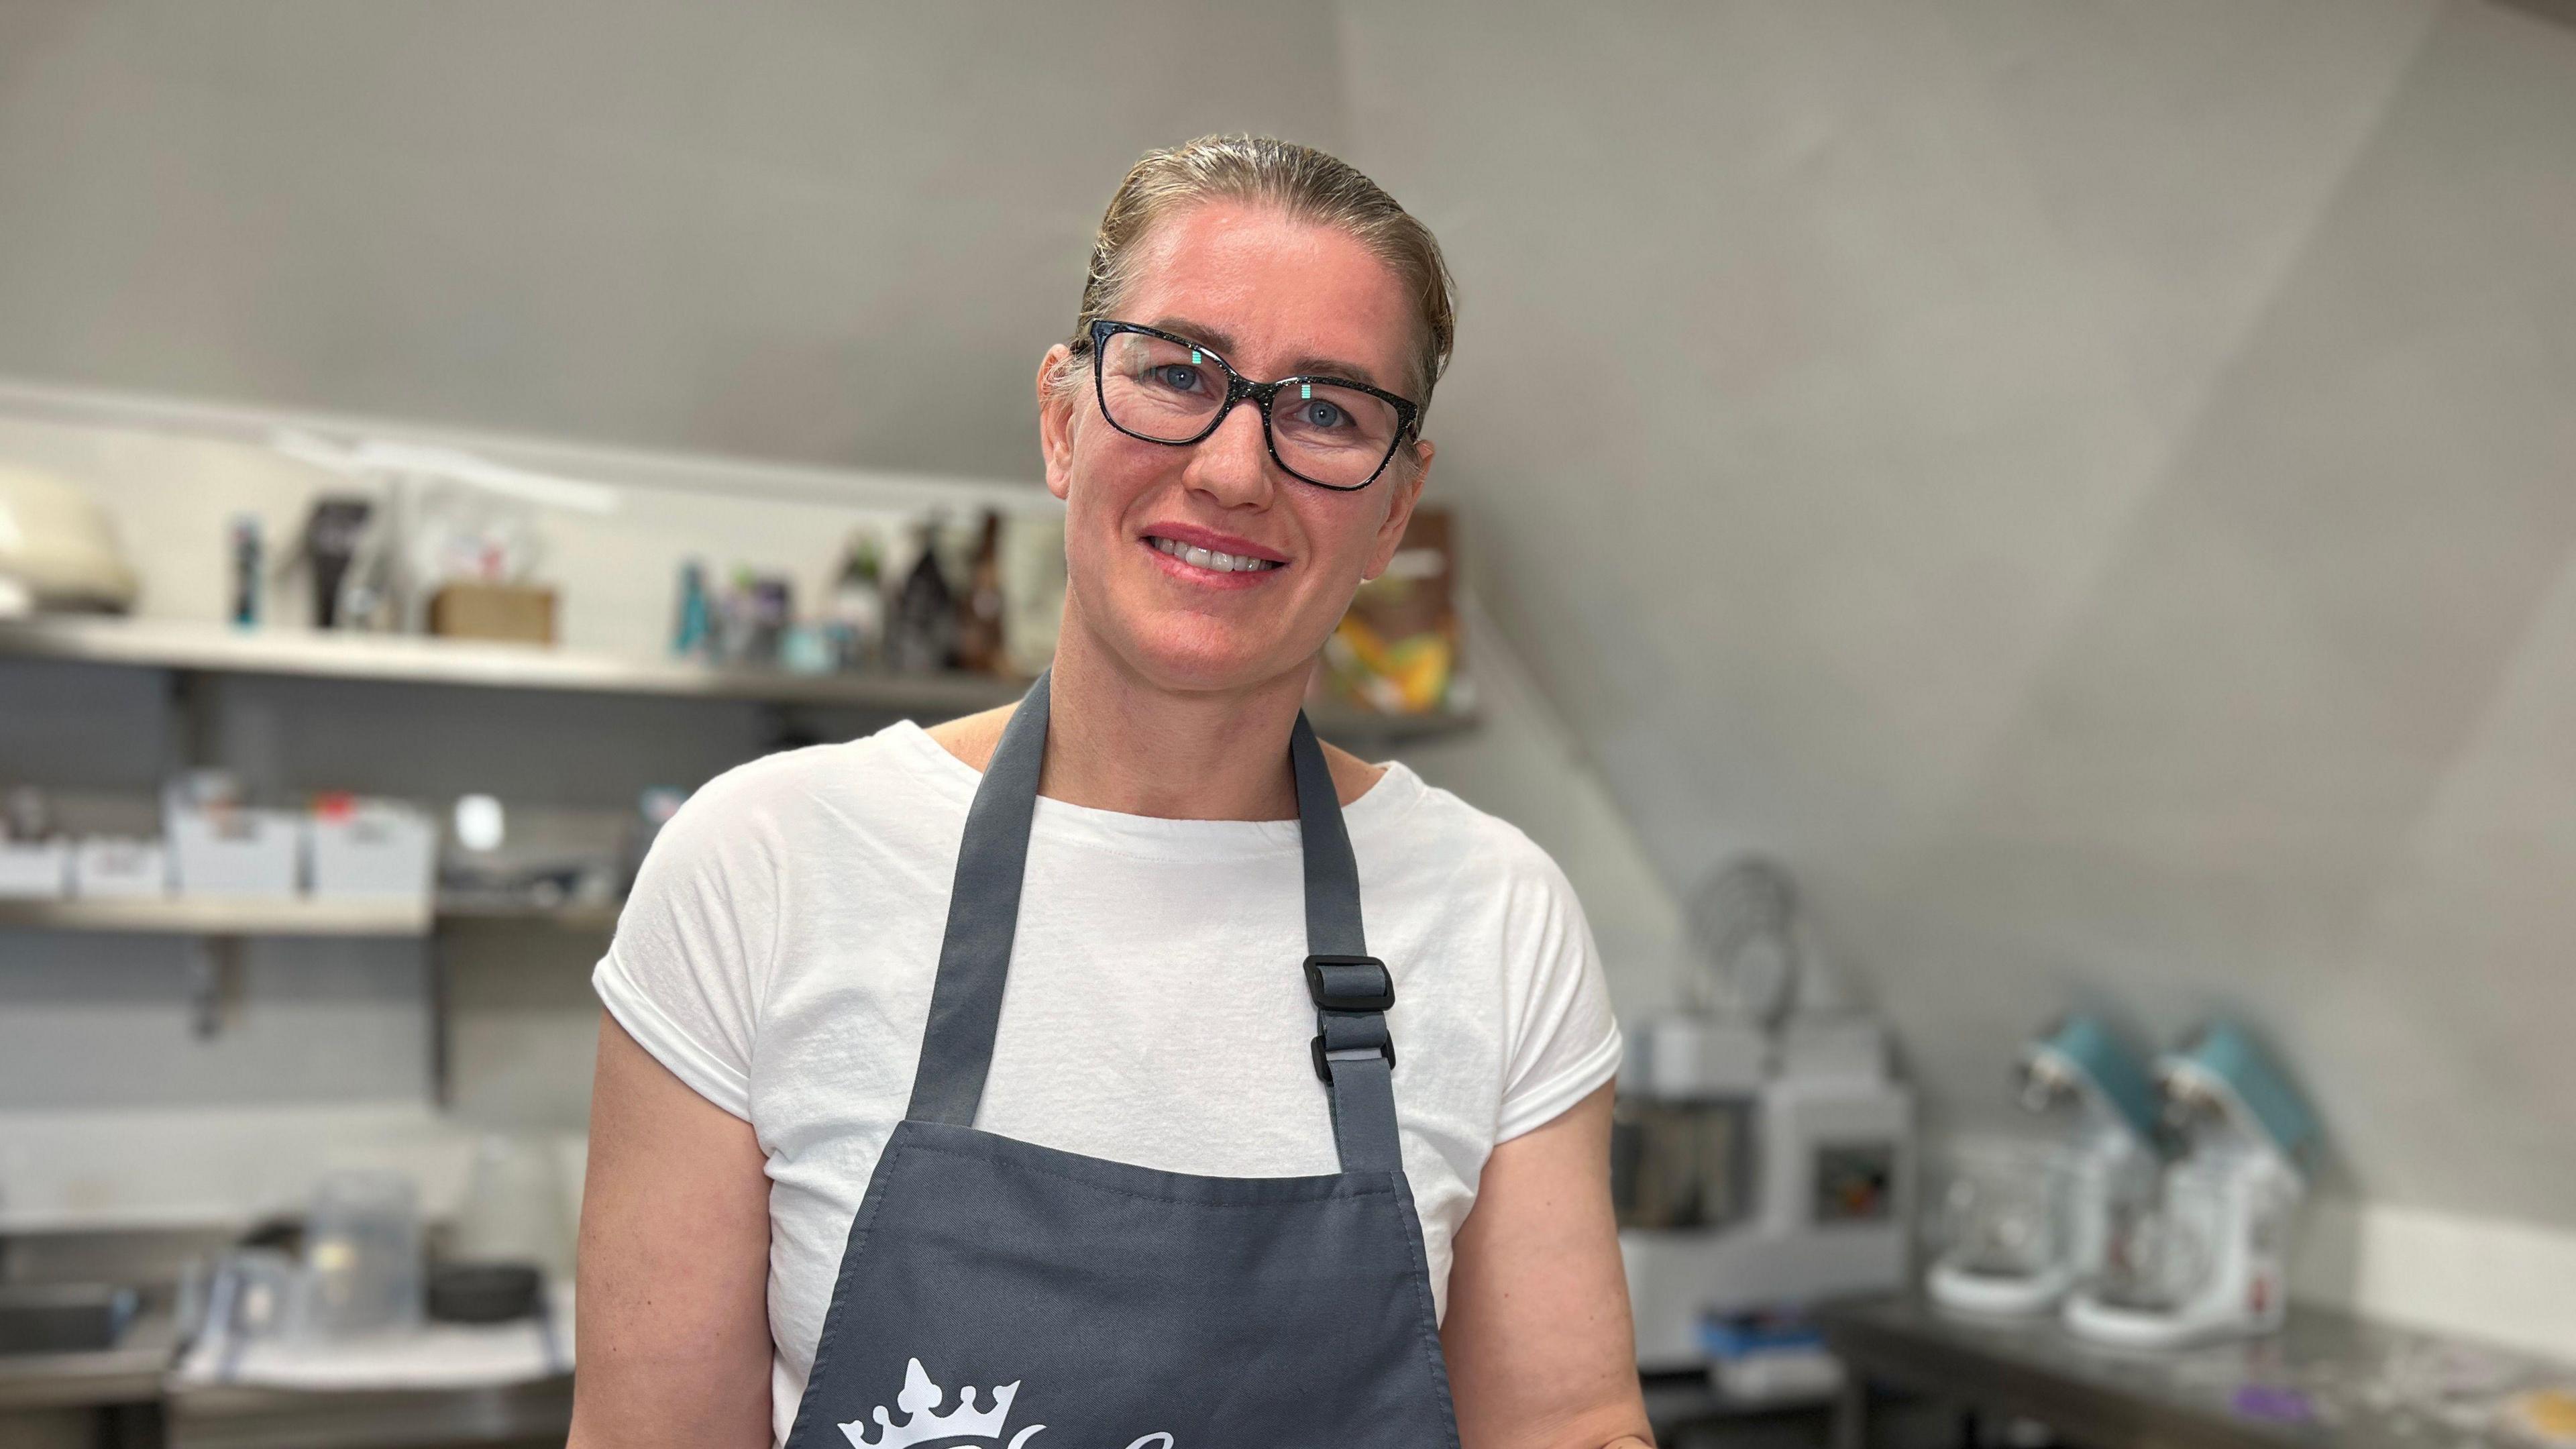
left=1183, top=398, right=1277, bottom=508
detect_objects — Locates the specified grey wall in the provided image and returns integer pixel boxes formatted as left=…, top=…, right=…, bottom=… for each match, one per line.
left=1341, top=0, right=2576, bottom=1228
left=5, top=1, right=2575, bottom=1238
left=0, top=0, right=1347, bottom=478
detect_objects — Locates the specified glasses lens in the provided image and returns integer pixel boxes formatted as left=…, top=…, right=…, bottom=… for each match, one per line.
left=1269, top=379, right=1401, bottom=488
left=1098, top=330, right=1226, bottom=443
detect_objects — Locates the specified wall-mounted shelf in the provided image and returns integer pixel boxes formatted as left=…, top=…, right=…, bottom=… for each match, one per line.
left=0, top=615, right=1020, bottom=712
left=0, top=895, right=432, bottom=936
left=0, top=615, right=1474, bottom=1064
left=1313, top=702, right=1481, bottom=742
left=0, top=894, right=629, bottom=937
left=0, top=615, right=1481, bottom=741
left=433, top=896, right=622, bottom=932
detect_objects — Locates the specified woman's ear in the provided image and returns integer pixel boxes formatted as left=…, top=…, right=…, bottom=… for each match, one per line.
left=1036, top=344, right=1078, bottom=502
left=1361, top=438, right=1434, bottom=580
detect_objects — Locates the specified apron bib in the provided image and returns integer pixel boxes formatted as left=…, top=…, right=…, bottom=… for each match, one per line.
left=782, top=670, right=1462, bottom=1449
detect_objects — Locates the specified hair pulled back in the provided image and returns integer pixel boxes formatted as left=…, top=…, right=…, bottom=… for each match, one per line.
left=1060, top=135, right=1456, bottom=414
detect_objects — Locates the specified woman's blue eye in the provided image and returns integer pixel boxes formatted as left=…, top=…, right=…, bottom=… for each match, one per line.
left=1151, top=364, right=1205, bottom=393
left=1297, top=399, right=1347, bottom=429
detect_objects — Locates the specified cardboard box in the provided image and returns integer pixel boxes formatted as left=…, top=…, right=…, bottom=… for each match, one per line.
left=430, top=583, right=556, bottom=645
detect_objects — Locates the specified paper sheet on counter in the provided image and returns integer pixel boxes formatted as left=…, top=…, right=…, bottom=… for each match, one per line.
left=172, top=1283, right=571, bottom=1391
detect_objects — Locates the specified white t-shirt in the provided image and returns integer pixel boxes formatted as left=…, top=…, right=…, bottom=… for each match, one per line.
left=592, top=720, right=1622, bottom=1444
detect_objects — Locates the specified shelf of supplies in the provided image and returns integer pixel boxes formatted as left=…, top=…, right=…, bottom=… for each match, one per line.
left=0, top=894, right=432, bottom=936
left=0, top=615, right=1023, bottom=713
left=433, top=895, right=624, bottom=931
left=0, top=615, right=1482, bottom=739
left=1305, top=704, right=1479, bottom=743
left=0, top=893, right=644, bottom=936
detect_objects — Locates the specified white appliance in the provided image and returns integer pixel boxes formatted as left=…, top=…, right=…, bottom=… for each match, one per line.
left=0, top=465, right=138, bottom=617
left=2063, top=1022, right=2318, bottom=1348
left=1927, top=1015, right=2161, bottom=1318
left=1614, top=859, right=1915, bottom=1372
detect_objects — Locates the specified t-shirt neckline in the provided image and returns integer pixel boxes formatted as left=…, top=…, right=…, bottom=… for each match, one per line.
left=879, top=718, right=1425, bottom=864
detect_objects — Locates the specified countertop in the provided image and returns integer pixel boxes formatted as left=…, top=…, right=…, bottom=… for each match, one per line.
left=1819, top=1295, right=2573, bottom=1449
left=0, top=1306, right=573, bottom=1448
left=165, top=1376, right=573, bottom=1449
left=0, top=1305, right=177, bottom=1412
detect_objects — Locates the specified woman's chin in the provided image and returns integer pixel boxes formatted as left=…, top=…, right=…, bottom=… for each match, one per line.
left=1116, top=621, right=1313, bottom=698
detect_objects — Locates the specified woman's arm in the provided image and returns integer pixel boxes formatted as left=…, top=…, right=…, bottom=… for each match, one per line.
left=570, top=1010, right=775, bottom=1449
left=1443, top=1081, right=1655, bottom=1449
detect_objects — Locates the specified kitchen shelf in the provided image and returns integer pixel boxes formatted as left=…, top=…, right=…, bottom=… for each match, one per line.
left=1311, top=703, right=1481, bottom=742
left=433, top=895, right=623, bottom=930
left=0, top=895, right=432, bottom=936
left=0, top=615, right=1020, bottom=712
left=0, top=894, right=637, bottom=936
left=0, top=614, right=1481, bottom=739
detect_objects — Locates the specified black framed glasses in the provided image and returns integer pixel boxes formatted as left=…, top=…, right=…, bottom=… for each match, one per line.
left=1080, top=319, right=1420, bottom=492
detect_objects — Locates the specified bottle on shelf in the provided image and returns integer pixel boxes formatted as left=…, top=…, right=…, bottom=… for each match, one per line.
left=888, top=515, right=958, bottom=674
left=671, top=559, right=712, bottom=657
left=229, top=514, right=263, bottom=629
left=825, top=530, right=886, bottom=671
left=955, top=510, right=1006, bottom=675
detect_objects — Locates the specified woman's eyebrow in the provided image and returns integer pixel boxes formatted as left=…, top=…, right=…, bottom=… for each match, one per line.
left=1146, top=316, right=1390, bottom=392
left=1147, top=317, right=1239, bottom=356
left=1287, top=355, right=1387, bottom=390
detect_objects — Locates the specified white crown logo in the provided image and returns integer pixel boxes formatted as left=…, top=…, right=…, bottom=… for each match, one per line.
left=840, top=1358, right=1034, bottom=1449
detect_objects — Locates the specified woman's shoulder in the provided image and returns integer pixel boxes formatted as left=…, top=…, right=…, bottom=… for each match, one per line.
left=1358, top=764, right=1578, bottom=900
left=659, top=722, right=973, bottom=859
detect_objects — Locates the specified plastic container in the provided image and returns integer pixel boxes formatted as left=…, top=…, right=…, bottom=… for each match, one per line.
left=307, top=800, right=436, bottom=901
left=0, top=839, right=70, bottom=899
left=453, top=1133, right=574, bottom=1279
left=168, top=806, right=304, bottom=898
left=72, top=837, right=168, bottom=898
left=297, top=1171, right=422, bottom=1339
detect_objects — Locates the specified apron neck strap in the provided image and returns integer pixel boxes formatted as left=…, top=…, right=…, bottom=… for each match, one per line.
left=1288, top=711, right=1405, bottom=1173
left=902, top=669, right=1405, bottom=1175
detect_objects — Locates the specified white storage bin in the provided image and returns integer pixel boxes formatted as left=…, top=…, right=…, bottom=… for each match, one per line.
left=168, top=807, right=305, bottom=898
left=72, top=837, right=169, bottom=899
left=0, top=839, right=71, bottom=899
left=309, top=802, right=437, bottom=901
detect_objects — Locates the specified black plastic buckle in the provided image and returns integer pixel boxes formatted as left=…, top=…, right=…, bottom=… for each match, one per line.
left=1303, top=954, right=1395, bottom=1013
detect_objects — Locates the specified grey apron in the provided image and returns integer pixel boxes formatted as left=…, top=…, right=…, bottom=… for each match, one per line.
left=782, top=671, right=1462, bottom=1449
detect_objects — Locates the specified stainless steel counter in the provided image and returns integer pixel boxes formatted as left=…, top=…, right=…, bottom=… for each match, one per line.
left=0, top=1305, right=176, bottom=1413
left=1819, top=1295, right=2569, bottom=1449
left=166, top=1375, right=572, bottom=1449
left=0, top=1301, right=571, bottom=1448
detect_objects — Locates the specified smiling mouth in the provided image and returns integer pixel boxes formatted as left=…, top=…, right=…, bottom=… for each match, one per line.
left=1143, top=535, right=1286, bottom=574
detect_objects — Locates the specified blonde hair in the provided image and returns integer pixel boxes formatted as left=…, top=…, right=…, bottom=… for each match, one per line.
left=1057, top=134, right=1457, bottom=419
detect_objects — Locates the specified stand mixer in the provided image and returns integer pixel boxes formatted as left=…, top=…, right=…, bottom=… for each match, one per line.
left=1927, top=1015, right=2162, bottom=1318
left=2063, top=1021, right=2318, bottom=1348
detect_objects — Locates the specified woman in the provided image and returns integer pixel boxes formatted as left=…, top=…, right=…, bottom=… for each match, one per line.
left=574, top=136, right=1653, bottom=1449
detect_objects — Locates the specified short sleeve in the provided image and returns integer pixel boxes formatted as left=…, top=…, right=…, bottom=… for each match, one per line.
left=591, top=761, right=788, bottom=1121
left=1494, top=849, right=1624, bottom=1142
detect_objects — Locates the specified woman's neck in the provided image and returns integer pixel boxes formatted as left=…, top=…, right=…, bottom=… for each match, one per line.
left=1036, top=620, right=1311, bottom=821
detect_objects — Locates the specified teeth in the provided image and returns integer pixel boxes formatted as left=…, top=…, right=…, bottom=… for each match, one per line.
left=1150, top=537, right=1280, bottom=574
